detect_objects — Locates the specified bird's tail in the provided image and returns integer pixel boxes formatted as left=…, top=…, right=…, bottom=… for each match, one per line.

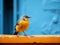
left=13, top=31, right=18, bottom=35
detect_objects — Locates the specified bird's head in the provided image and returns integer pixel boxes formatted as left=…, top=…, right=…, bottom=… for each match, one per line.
left=22, top=15, right=31, bottom=21
left=23, top=15, right=31, bottom=18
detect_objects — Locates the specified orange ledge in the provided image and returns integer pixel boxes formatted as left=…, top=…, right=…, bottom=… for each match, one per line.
left=0, top=35, right=60, bottom=43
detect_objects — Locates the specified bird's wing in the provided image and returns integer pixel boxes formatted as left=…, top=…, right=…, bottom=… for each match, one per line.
left=15, top=21, right=23, bottom=28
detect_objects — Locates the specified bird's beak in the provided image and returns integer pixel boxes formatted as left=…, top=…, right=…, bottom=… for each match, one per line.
left=28, top=16, right=31, bottom=18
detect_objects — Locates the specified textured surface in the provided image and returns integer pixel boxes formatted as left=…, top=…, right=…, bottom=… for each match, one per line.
left=0, top=35, right=60, bottom=43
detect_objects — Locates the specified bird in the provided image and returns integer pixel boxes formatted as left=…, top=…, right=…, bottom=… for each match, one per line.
left=13, top=15, right=31, bottom=36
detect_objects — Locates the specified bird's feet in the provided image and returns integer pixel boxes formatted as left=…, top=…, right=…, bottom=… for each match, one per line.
left=13, top=33, right=19, bottom=37
left=29, top=35, right=34, bottom=38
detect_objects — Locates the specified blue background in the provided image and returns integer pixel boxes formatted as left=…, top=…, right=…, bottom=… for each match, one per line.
left=0, top=0, right=3, bottom=34
left=0, top=0, right=60, bottom=35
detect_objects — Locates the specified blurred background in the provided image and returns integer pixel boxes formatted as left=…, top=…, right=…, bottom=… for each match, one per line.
left=0, top=0, right=60, bottom=35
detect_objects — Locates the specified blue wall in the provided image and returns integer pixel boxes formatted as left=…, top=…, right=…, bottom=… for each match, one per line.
left=0, top=0, right=60, bottom=34
left=15, top=0, right=60, bottom=35
left=0, top=0, right=3, bottom=34
left=0, top=0, right=59, bottom=34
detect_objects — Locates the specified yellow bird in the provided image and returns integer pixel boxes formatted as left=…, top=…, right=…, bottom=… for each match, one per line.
left=13, top=15, right=31, bottom=35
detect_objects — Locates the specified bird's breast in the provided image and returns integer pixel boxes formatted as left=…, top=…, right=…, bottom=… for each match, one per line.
left=15, top=20, right=29, bottom=32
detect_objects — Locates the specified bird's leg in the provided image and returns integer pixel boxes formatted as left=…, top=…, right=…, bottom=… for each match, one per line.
left=23, top=31, right=27, bottom=36
left=23, top=31, right=34, bottom=38
left=23, top=31, right=31, bottom=39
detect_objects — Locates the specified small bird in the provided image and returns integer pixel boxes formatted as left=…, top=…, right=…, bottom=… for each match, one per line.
left=13, top=15, right=31, bottom=36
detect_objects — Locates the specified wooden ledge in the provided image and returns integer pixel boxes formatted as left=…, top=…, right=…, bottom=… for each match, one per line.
left=0, top=35, right=60, bottom=43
